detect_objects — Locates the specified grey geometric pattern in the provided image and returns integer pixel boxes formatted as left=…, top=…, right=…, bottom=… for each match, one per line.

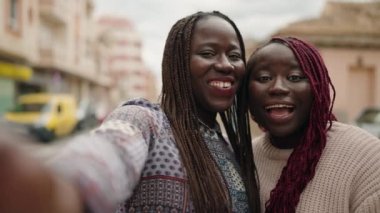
left=113, top=98, right=248, bottom=212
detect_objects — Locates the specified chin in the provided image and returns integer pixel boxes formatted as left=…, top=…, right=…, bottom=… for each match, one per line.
left=213, top=106, right=230, bottom=113
left=214, top=101, right=234, bottom=112
left=265, top=126, right=294, bottom=137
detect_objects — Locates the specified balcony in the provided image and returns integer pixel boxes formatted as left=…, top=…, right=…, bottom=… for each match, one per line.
left=39, top=0, right=67, bottom=25
left=38, top=46, right=55, bottom=67
left=37, top=43, right=110, bottom=87
left=37, top=39, right=67, bottom=70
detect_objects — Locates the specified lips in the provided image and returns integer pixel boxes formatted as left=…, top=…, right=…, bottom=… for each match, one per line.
left=265, top=104, right=295, bottom=123
left=206, top=77, right=237, bottom=97
left=208, top=80, right=232, bottom=90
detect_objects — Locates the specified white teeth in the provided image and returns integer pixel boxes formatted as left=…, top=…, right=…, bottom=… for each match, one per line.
left=209, top=81, right=232, bottom=89
left=265, top=104, right=293, bottom=110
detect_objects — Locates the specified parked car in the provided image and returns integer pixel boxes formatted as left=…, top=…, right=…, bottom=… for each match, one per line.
left=4, top=93, right=78, bottom=142
left=75, top=99, right=99, bottom=131
left=356, top=107, right=380, bottom=138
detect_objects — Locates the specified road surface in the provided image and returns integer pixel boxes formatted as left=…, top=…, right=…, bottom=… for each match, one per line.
left=0, top=121, right=90, bottom=161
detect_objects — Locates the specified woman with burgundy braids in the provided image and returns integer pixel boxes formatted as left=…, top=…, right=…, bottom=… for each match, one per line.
left=245, top=36, right=380, bottom=212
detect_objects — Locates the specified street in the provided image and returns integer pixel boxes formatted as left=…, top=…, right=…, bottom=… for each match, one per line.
left=0, top=121, right=89, bottom=161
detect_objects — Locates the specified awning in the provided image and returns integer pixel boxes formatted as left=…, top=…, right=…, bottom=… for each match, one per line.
left=0, top=61, right=33, bottom=81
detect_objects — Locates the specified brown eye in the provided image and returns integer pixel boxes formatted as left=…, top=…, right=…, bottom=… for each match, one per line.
left=288, top=75, right=307, bottom=82
left=257, top=75, right=271, bottom=83
left=199, top=50, right=215, bottom=58
left=228, top=53, right=242, bottom=61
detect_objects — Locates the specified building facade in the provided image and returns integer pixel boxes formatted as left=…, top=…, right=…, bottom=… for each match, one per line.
left=96, top=16, right=158, bottom=106
left=0, top=0, right=114, bottom=118
left=0, top=0, right=37, bottom=113
left=271, top=0, right=380, bottom=123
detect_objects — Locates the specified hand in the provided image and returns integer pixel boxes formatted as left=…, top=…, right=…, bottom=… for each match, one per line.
left=0, top=136, right=83, bottom=212
left=0, top=143, right=54, bottom=212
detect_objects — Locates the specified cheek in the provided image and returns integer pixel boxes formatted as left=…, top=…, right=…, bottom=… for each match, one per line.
left=248, top=82, right=263, bottom=100
left=248, top=83, right=260, bottom=112
left=233, top=62, right=245, bottom=72
left=234, top=62, right=246, bottom=76
left=189, top=57, right=205, bottom=78
left=305, top=93, right=314, bottom=115
left=303, top=86, right=313, bottom=106
left=298, top=86, right=314, bottom=119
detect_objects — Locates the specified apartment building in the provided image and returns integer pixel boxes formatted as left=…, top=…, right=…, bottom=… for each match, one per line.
left=0, top=0, right=37, bottom=113
left=96, top=16, right=158, bottom=106
left=0, top=0, right=112, bottom=115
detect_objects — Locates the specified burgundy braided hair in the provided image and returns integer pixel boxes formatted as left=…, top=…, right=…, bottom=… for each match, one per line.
left=251, top=37, right=336, bottom=213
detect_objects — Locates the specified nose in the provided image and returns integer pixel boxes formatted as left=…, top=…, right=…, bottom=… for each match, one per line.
left=214, top=55, right=234, bottom=73
left=269, top=77, right=290, bottom=95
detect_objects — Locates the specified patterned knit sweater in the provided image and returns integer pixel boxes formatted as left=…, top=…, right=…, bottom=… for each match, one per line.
left=252, top=122, right=380, bottom=213
left=51, top=99, right=248, bottom=212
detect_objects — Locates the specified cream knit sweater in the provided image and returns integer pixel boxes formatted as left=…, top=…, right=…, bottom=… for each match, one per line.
left=253, top=122, right=380, bottom=213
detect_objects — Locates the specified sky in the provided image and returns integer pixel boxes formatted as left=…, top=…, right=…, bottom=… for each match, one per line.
left=94, top=0, right=327, bottom=81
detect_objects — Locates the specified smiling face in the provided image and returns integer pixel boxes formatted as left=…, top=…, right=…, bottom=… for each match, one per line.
left=248, top=42, right=313, bottom=148
left=190, top=15, right=245, bottom=122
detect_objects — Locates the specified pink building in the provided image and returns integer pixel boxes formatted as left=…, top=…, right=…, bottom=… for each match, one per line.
left=96, top=16, right=158, bottom=107
left=272, top=0, right=380, bottom=123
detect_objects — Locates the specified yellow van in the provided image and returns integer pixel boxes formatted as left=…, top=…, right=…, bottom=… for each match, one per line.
left=4, top=93, right=78, bottom=142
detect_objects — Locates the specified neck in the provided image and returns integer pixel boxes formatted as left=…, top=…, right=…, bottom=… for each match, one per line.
left=197, top=113, right=217, bottom=129
left=269, top=129, right=306, bottom=149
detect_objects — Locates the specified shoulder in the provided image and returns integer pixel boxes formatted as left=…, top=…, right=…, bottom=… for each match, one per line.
left=99, top=98, right=167, bottom=134
left=328, top=122, right=380, bottom=211
left=326, top=122, right=380, bottom=160
left=105, top=98, right=162, bottom=122
left=120, top=98, right=161, bottom=113
left=120, top=98, right=160, bottom=109
left=328, top=121, right=380, bottom=147
left=327, top=121, right=380, bottom=177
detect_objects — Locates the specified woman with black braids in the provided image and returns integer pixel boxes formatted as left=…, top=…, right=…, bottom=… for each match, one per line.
left=0, top=11, right=260, bottom=212
left=245, top=36, right=380, bottom=212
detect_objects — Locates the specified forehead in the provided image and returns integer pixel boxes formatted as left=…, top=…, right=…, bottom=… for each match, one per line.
left=258, top=43, right=294, bottom=58
left=195, top=15, right=231, bottom=29
left=192, top=16, right=239, bottom=44
left=248, top=42, right=303, bottom=73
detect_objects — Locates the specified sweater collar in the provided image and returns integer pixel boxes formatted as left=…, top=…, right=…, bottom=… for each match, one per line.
left=259, top=134, right=294, bottom=160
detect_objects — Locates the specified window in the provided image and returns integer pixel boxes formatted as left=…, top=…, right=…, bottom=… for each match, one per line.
left=28, top=7, right=33, bottom=24
left=9, top=0, right=19, bottom=30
